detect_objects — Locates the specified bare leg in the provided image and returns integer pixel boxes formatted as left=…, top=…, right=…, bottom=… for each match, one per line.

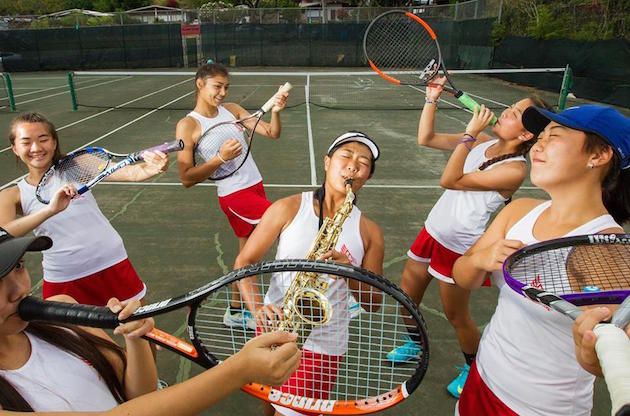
left=438, top=280, right=480, bottom=356
left=400, top=258, right=432, bottom=330
left=230, top=236, right=250, bottom=307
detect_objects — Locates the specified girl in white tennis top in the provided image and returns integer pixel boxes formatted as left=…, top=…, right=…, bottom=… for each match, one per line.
left=388, top=75, right=553, bottom=398
left=0, top=228, right=300, bottom=414
left=452, top=104, right=630, bottom=415
left=0, top=112, right=169, bottom=306
left=233, top=132, right=384, bottom=416
left=176, top=63, right=289, bottom=331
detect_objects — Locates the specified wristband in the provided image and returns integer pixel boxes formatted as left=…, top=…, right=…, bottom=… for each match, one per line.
left=216, top=152, right=227, bottom=163
left=425, top=97, right=438, bottom=105
left=458, top=134, right=476, bottom=150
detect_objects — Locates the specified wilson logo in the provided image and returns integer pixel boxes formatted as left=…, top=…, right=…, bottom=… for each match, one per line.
left=588, top=234, right=630, bottom=244
left=267, top=390, right=335, bottom=412
left=136, top=299, right=171, bottom=313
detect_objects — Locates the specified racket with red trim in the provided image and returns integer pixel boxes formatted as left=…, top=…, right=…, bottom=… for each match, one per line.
left=363, top=10, right=496, bottom=125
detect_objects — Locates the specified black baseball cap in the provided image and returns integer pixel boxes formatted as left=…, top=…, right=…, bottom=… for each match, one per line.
left=0, top=228, right=51, bottom=279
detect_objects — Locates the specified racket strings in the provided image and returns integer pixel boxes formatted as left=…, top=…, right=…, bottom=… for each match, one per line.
left=508, top=244, right=630, bottom=296
left=194, top=122, right=252, bottom=179
left=192, top=271, right=427, bottom=402
left=365, top=14, right=438, bottom=83
left=37, top=152, right=110, bottom=202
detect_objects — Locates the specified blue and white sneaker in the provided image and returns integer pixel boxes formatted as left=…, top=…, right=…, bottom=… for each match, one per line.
left=223, top=307, right=256, bottom=331
left=446, top=363, right=470, bottom=399
left=386, top=334, right=421, bottom=363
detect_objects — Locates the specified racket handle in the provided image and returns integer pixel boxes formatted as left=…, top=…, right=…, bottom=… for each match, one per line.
left=457, top=92, right=498, bottom=126
left=135, top=139, right=184, bottom=161
left=18, top=296, right=120, bottom=329
left=260, top=82, right=293, bottom=114
left=593, top=324, right=630, bottom=416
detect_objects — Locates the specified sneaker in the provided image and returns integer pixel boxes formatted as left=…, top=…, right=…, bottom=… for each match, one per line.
left=446, top=363, right=470, bottom=399
left=157, top=379, right=169, bottom=390
left=223, top=307, right=256, bottom=331
left=386, top=334, right=421, bottom=363
left=347, top=295, right=363, bottom=319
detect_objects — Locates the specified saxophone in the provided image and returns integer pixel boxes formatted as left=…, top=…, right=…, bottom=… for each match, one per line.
left=277, top=179, right=355, bottom=341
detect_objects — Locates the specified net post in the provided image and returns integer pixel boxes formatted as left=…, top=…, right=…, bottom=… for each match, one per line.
left=3, top=73, right=16, bottom=112
left=557, top=64, right=573, bottom=111
left=67, top=71, right=78, bottom=111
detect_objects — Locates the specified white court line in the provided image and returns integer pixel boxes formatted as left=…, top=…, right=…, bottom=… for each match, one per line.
left=0, top=77, right=193, bottom=154
left=0, top=90, right=194, bottom=191
left=91, top=181, right=541, bottom=190
left=305, top=75, right=317, bottom=186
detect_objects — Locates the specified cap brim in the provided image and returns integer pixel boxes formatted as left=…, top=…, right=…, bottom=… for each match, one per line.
left=0, top=236, right=51, bottom=278
left=328, top=136, right=380, bottom=161
left=522, top=107, right=556, bottom=136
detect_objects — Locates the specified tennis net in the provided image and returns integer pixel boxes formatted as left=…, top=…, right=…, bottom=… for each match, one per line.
left=68, top=67, right=571, bottom=113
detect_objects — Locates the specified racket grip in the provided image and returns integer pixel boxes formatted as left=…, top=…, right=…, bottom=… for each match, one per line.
left=141, top=139, right=184, bottom=158
left=18, top=296, right=120, bottom=329
left=260, top=82, right=293, bottom=113
left=593, top=324, right=630, bottom=416
left=457, top=92, right=498, bottom=126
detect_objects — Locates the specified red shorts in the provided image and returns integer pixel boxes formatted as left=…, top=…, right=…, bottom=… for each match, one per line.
left=42, top=258, right=146, bottom=306
left=218, top=181, right=271, bottom=238
left=457, top=360, right=518, bottom=416
left=408, top=227, right=490, bottom=287
left=273, top=349, right=341, bottom=416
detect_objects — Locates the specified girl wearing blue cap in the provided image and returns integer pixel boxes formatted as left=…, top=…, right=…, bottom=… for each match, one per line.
left=388, top=74, right=553, bottom=399
left=0, top=228, right=300, bottom=414
left=452, top=104, right=630, bottom=415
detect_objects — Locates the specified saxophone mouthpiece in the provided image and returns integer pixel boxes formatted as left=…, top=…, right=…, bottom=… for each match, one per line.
left=344, top=178, right=354, bottom=187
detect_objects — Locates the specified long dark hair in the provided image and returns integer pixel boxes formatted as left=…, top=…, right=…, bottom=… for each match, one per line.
left=583, top=132, right=630, bottom=225
left=0, top=322, right=127, bottom=411
left=478, top=96, right=554, bottom=171
left=8, top=112, right=63, bottom=167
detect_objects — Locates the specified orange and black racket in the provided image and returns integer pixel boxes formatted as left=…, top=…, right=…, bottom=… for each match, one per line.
left=363, top=10, right=496, bottom=124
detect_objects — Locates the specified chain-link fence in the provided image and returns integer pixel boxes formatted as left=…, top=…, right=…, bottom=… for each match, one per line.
left=0, top=0, right=502, bottom=29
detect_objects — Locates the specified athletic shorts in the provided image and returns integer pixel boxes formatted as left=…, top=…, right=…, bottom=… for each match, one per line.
left=272, top=349, right=341, bottom=416
left=408, top=227, right=490, bottom=287
left=455, top=360, right=518, bottom=416
left=218, top=181, right=271, bottom=238
left=42, top=258, right=146, bottom=306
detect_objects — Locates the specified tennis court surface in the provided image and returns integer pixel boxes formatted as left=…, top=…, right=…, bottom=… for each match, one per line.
left=1, top=68, right=628, bottom=415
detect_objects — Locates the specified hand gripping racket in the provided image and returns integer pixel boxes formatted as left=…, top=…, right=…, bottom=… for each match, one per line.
left=19, top=259, right=429, bottom=415
left=503, top=234, right=630, bottom=416
left=363, top=10, right=497, bottom=125
left=194, top=82, right=292, bottom=181
left=35, top=140, right=183, bottom=204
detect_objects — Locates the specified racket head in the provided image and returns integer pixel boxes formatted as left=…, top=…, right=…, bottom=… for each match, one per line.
left=363, top=10, right=441, bottom=86
left=35, top=149, right=111, bottom=204
left=187, top=259, right=429, bottom=414
left=193, top=118, right=259, bottom=181
left=503, top=234, right=630, bottom=306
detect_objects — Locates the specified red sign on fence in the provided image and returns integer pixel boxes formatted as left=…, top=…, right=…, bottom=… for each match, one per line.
left=181, top=24, right=200, bottom=37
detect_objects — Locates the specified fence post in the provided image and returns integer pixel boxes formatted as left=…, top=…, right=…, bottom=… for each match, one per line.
left=3, top=73, right=16, bottom=111
left=557, top=64, right=573, bottom=111
left=498, top=0, right=503, bottom=23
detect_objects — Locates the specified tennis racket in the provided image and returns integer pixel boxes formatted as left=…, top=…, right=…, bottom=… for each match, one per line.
left=503, top=234, right=630, bottom=416
left=19, top=259, right=429, bottom=415
left=35, top=140, right=183, bottom=204
left=363, top=10, right=497, bottom=125
left=194, top=82, right=292, bottom=181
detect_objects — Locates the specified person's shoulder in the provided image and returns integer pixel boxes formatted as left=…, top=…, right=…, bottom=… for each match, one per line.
left=501, top=197, right=546, bottom=222
left=359, top=214, right=383, bottom=241
left=0, top=184, right=21, bottom=204
left=271, top=193, right=302, bottom=212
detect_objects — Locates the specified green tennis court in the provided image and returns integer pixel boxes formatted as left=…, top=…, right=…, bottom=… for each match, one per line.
left=1, top=68, right=628, bottom=415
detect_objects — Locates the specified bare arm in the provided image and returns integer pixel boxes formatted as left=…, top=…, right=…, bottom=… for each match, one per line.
left=234, top=196, right=299, bottom=313
left=0, top=186, right=74, bottom=237
left=106, top=150, right=170, bottom=182
left=417, top=76, right=465, bottom=150
left=0, top=332, right=301, bottom=416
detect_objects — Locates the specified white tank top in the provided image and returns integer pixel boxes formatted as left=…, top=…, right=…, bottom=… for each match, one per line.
left=475, top=200, right=620, bottom=415
left=17, top=180, right=127, bottom=282
left=425, top=139, right=526, bottom=254
left=187, top=108, right=262, bottom=197
left=266, top=191, right=365, bottom=356
left=0, top=331, right=119, bottom=411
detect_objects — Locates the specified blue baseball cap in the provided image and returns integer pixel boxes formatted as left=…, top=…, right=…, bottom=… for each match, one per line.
left=522, top=104, right=630, bottom=169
